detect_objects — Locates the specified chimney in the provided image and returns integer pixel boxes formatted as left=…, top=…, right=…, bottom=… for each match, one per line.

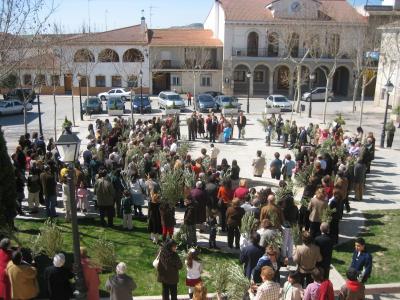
left=214, top=0, right=220, bottom=38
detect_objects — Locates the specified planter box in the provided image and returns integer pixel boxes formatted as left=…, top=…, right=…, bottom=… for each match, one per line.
left=164, top=108, right=180, bottom=115
left=108, top=109, right=124, bottom=116
left=390, top=113, right=400, bottom=123
left=265, top=107, right=281, bottom=114
left=222, top=107, right=239, bottom=115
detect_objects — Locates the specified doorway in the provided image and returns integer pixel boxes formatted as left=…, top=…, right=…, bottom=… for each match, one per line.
left=152, top=72, right=170, bottom=95
left=64, top=74, right=72, bottom=95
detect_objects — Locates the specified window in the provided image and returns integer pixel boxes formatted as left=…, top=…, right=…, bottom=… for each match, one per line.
left=254, top=71, right=264, bottom=83
left=267, top=32, right=279, bottom=57
left=96, top=76, right=106, bottom=87
left=35, top=74, right=46, bottom=86
left=381, top=88, right=386, bottom=100
left=51, top=75, right=60, bottom=87
left=171, top=75, right=181, bottom=86
left=23, top=74, right=32, bottom=85
left=200, top=75, right=212, bottom=87
left=111, top=76, right=122, bottom=87
left=79, top=76, right=89, bottom=87
left=234, top=71, right=246, bottom=82
left=127, top=75, right=138, bottom=88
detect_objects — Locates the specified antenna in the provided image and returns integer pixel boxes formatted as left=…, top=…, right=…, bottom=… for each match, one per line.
left=87, top=0, right=92, bottom=33
left=149, top=5, right=157, bottom=28
left=105, top=9, right=108, bottom=31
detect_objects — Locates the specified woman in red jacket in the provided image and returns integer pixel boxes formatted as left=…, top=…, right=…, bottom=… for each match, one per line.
left=0, top=238, right=12, bottom=300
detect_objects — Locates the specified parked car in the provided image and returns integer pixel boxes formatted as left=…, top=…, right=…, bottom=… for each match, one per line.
left=265, top=95, right=293, bottom=111
left=3, top=88, right=36, bottom=103
left=0, top=100, right=33, bottom=115
left=157, top=91, right=185, bottom=111
left=302, top=87, right=334, bottom=102
left=98, top=88, right=132, bottom=101
left=106, top=98, right=125, bottom=113
left=214, top=96, right=241, bottom=111
left=204, top=91, right=224, bottom=98
left=132, top=95, right=152, bottom=113
left=195, top=94, right=217, bottom=112
left=83, top=97, right=102, bottom=114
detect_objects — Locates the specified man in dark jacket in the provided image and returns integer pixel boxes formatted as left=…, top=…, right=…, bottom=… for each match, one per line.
left=190, top=181, right=207, bottom=227
left=350, top=237, right=372, bottom=283
left=40, top=166, right=58, bottom=218
left=239, top=233, right=264, bottom=279
left=44, top=253, right=73, bottom=300
left=94, top=169, right=116, bottom=227
left=236, top=112, right=247, bottom=139
left=105, top=262, right=137, bottom=300
left=205, top=175, right=219, bottom=212
left=184, top=195, right=197, bottom=247
left=187, top=113, right=197, bottom=141
left=315, top=222, right=334, bottom=279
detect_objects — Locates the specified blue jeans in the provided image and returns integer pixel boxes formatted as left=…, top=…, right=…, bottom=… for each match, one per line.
left=45, top=195, right=57, bottom=217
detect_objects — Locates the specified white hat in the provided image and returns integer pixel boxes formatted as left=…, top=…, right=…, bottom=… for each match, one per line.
left=53, top=253, right=65, bottom=268
left=116, top=262, right=127, bottom=275
left=195, top=181, right=203, bottom=188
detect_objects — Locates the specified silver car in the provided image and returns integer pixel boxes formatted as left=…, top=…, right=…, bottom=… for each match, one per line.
left=0, top=100, right=33, bottom=115
left=302, top=87, right=334, bottom=102
left=265, top=95, right=293, bottom=112
left=157, top=91, right=185, bottom=111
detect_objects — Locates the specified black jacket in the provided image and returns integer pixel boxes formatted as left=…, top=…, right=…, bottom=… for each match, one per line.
left=315, top=233, right=334, bottom=268
left=184, top=202, right=198, bottom=225
left=157, top=252, right=183, bottom=285
left=239, top=243, right=264, bottom=279
left=44, top=266, right=73, bottom=300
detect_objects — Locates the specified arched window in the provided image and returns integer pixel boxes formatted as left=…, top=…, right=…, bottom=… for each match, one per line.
left=122, top=48, right=144, bottom=62
left=73, top=49, right=95, bottom=62
left=327, top=33, right=340, bottom=57
left=267, top=32, right=279, bottom=57
left=289, top=33, right=299, bottom=58
left=247, top=32, right=259, bottom=57
left=98, top=49, right=119, bottom=62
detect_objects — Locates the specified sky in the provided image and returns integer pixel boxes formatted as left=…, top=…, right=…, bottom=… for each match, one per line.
left=44, top=0, right=383, bottom=34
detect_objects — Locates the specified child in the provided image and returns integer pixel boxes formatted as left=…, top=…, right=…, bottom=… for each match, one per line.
left=77, top=181, right=89, bottom=213
left=282, top=271, right=303, bottom=300
left=193, top=281, right=207, bottom=300
left=223, top=124, right=232, bottom=144
left=185, top=249, right=203, bottom=299
left=121, top=190, right=134, bottom=230
left=207, top=210, right=218, bottom=249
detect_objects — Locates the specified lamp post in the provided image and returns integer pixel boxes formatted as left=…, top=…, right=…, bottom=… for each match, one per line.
left=139, top=70, right=143, bottom=114
left=308, top=73, right=315, bottom=118
left=55, top=131, right=86, bottom=300
left=380, top=81, right=394, bottom=148
left=193, top=65, right=200, bottom=108
left=77, top=75, right=83, bottom=121
left=246, top=71, right=252, bottom=114
left=34, top=86, right=43, bottom=136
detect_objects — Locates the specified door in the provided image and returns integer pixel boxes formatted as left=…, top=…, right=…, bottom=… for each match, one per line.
left=64, top=74, right=72, bottom=95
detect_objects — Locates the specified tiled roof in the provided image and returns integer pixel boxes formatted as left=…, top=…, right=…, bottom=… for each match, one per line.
left=66, top=25, right=148, bottom=44
left=149, top=29, right=223, bottom=47
left=219, top=0, right=365, bottom=23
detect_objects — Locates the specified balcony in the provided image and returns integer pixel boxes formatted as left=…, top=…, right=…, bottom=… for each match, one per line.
left=232, top=48, right=350, bottom=60
left=153, top=60, right=182, bottom=69
left=153, top=59, right=220, bottom=70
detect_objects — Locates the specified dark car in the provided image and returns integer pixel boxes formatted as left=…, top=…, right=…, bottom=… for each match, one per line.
left=204, top=91, right=224, bottom=98
left=195, top=94, right=217, bottom=112
left=83, top=97, right=102, bottom=114
left=215, top=95, right=241, bottom=111
left=3, top=88, right=36, bottom=103
left=132, top=95, right=152, bottom=113
left=106, top=98, right=125, bottom=112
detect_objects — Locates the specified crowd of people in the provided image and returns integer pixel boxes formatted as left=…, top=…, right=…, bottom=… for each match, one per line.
left=0, top=109, right=378, bottom=300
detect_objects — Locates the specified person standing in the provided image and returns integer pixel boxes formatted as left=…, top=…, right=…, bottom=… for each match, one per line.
left=157, top=240, right=183, bottom=300
left=105, top=262, right=137, bottom=300
left=236, top=112, right=247, bottom=139
left=185, top=249, right=203, bottom=299
left=282, top=271, right=303, bottom=300
left=249, top=266, right=280, bottom=300
left=252, top=150, right=266, bottom=178
left=269, top=152, right=282, bottom=180
left=209, top=144, right=220, bottom=169
left=353, top=158, right=366, bottom=201
left=350, top=238, right=372, bottom=283
left=282, top=154, right=296, bottom=181
left=339, top=268, right=365, bottom=300
left=121, top=190, right=134, bottom=231
left=386, top=120, right=396, bottom=148
left=226, top=198, right=245, bottom=249
left=184, top=195, right=198, bottom=247
left=275, top=114, right=284, bottom=142
left=0, top=239, right=12, bottom=300
left=308, top=188, right=328, bottom=238
left=303, top=268, right=323, bottom=300
left=44, top=253, right=73, bottom=300
left=6, top=250, right=39, bottom=300
left=40, top=165, right=58, bottom=218
left=27, top=167, right=41, bottom=214
left=217, top=178, right=234, bottom=232
left=94, top=169, right=116, bottom=227
left=159, top=202, right=176, bottom=241
left=187, top=113, right=197, bottom=141
left=239, top=233, right=264, bottom=279
left=187, top=92, right=192, bottom=106
left=81, top=247, right=101, bottom=300
left=314, top=223, right=334, bottom=279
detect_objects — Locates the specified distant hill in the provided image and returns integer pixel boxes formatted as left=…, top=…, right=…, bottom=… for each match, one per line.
left=169, top=23, right=203, bottom=29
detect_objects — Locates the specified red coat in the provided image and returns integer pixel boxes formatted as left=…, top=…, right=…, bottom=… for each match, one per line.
left=81, top=258, right=101, bottom=300
left=0, top=249, right=12, bottom=300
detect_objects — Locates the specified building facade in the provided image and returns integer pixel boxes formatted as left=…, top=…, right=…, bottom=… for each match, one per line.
left=204, top=0, right=367, bottom=98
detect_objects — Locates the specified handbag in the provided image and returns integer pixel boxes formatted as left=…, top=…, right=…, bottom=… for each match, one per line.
left=152, top=252, right=160, bottom=269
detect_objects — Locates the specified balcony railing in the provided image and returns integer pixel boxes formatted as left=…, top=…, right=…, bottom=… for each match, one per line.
left=232, top=48, right=350, bottom=59
left=153, top=60, right=220, bottom=70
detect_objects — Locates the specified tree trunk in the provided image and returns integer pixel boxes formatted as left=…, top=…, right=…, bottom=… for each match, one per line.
left=323, top=77, right=331, bottom=124
left=359, top=73, right=367, bottom=127
left=71, top=94, right=76, bottom=126
left=53, top=92, right=57, bottom=138
left=352, top=75, right=360, bottom=113
left=296, top=64, right=302, bottom=113
left=23, top=102, right=27, bottom=134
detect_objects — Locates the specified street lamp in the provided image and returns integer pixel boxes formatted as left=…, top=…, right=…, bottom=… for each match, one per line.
left=308, top=73, right=315, bottom=118
left=55, top=131, right=86, bottom=300
left=246, top=71, right=252, bottom=114
left=380, top=81, right=394, bottom=148
left=193, top=65, right=200, bottom=107
left=139, top=70, right=143, bottom=115
left=34, top=86, right=43, bottom=136
left=77, top=75, right=83, bottom=121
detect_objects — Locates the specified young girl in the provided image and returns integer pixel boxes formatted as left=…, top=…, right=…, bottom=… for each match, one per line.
left=185, top=249, right=203, bottom=299
left=282, top=271, right=304, bottom=300
left=77, top=181, right=89, bottom=213
left=193, top=281, right=207, bottom=300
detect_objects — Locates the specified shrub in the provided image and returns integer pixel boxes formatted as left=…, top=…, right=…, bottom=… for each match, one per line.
left=89, top=235, right=117, bottom=271
left=31, top=219, right=64, bottom=258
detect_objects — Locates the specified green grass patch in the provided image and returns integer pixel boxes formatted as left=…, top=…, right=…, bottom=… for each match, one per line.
left=14, top=217, right=237, bottom=296
left=332, top=210, right=400, bottom=284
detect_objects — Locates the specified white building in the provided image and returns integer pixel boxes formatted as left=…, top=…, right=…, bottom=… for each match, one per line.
left=204, top=0, right=367, bottom=98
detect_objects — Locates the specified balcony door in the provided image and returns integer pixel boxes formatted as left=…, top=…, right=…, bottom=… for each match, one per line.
left=247, top=32, right=259, bottom=57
